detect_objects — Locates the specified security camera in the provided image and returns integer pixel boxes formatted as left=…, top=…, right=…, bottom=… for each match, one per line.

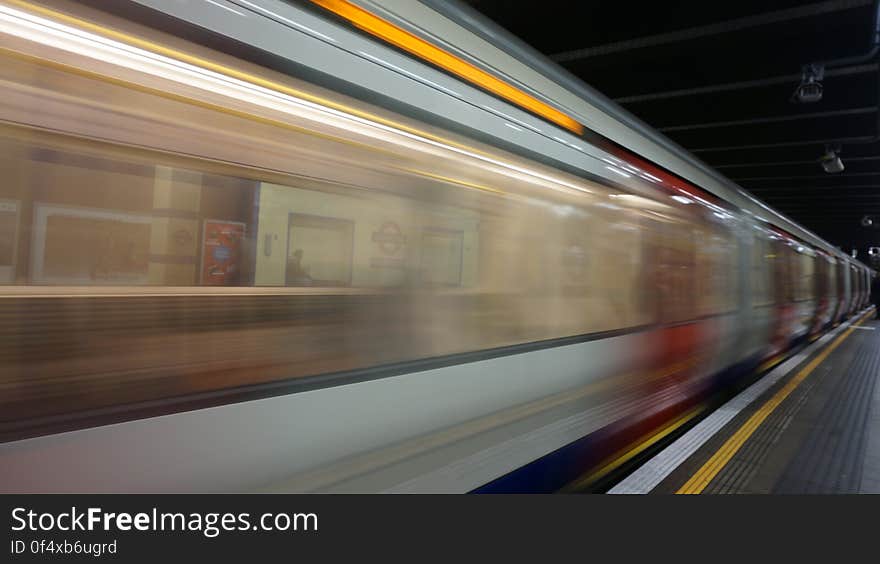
left=863, top=215, right=877, bottom=227
left=794, top=81, right=823, bottom=103
left=792, top=64, right=824, bottom=103
left=821, top=153, right=844, bottom=173
left=820, top=145, right=844, bottom=173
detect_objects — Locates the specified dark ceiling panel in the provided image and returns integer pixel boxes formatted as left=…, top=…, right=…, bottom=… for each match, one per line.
left=464, top=0, right=869, bottom=55
left=622, top=73, right=878, bottom=128
left=716, top=157, right=880, bottom=178
left=667, top=112, right=876, bottom=149
left=557, top=10, right=873, bottom=96
left=702, top=139, right=880, bottom=167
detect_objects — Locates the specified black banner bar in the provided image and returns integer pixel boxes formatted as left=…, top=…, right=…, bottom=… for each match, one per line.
left=1, top=494, right=875, bottom=561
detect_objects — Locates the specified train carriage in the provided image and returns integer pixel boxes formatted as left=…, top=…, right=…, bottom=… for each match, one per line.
left=0, top=0, right=874, bottom=492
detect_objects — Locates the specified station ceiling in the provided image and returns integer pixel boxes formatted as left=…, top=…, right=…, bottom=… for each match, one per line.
left=465, top=0, right=880, bottom=261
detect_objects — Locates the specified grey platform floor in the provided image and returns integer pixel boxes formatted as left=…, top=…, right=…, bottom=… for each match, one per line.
left=654, top=314, right=880, bottom=494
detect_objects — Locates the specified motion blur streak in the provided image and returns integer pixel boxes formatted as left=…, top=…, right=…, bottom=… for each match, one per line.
left=0, top=0, right=872, bottom=493
left=0, top=0, right=631, bottom=433
left=0, top=0, right=589, bottom=195
left=308, top=0, right=584, bottom=134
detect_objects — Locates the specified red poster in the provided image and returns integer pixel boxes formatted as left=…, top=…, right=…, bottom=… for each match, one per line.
left=201, top=220, right=245, bottom=285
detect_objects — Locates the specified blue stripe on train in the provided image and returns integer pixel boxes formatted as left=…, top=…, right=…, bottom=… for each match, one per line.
left=469, top=355, right=760, bottom=493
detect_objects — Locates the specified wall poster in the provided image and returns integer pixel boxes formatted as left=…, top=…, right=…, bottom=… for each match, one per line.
left=0, top=200, right=19, bottom=283
left=31, top=203, right=151, bottom=284
left=200, top=219, right=246, bottom=286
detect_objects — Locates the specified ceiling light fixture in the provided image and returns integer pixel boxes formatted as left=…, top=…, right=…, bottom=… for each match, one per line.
left=791, top=63, right=824, bottom=103
left=819, top=144, right=844, bottom=174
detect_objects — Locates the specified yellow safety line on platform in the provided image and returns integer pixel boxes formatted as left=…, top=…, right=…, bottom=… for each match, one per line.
left=676, top=310, right=873, bottom=494
left=562, top=404, right=705, bottom=492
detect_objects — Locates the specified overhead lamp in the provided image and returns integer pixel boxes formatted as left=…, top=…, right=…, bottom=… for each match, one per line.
left=792, top=64, right=824, bottom=103
left=819, top=144, right=844, bottom=174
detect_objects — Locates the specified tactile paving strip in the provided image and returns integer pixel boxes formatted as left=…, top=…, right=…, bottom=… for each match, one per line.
left=701, top=338, right=854, bottom=494
left=772, top=326, right=880, bottom=493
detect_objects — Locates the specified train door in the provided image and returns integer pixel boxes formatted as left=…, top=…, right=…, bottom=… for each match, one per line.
left=843, top=262, right=853, bottom=316
left=731, top=221, right=754, bottom=364
left=850, top=265, right=862, bottom=314
left=640, top=215, right=708, bottom=398
left=829, top=259, right=837, bottom=323
left=850, top=264, right=858, bottom=315
left=792, top=247, right=816, bottom=341
left=836, top=259, right=847, bottom=323
left=860, top=270, right=865, bottom=309
left=825, top=255, right=837, bottom=328
left=857, top=269, right=863, bottom=309
left=766, top=236, right=795, bottom=359
left=694, top=219, right=740, bottom=381
left=749, top=230, right=776, bottom=365
left=811, top=252, right=828, bottom=336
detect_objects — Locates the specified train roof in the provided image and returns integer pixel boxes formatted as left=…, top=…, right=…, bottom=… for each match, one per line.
left=125, top=0, right=863, bottom=266
left=363, top=0, right=858, bottom=263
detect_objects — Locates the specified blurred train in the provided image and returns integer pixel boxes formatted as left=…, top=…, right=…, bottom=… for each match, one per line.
left=0, top=0, right=874, bottom=492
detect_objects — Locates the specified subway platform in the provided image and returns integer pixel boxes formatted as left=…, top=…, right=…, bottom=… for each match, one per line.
left=611, top=307, right=880, bottom=494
